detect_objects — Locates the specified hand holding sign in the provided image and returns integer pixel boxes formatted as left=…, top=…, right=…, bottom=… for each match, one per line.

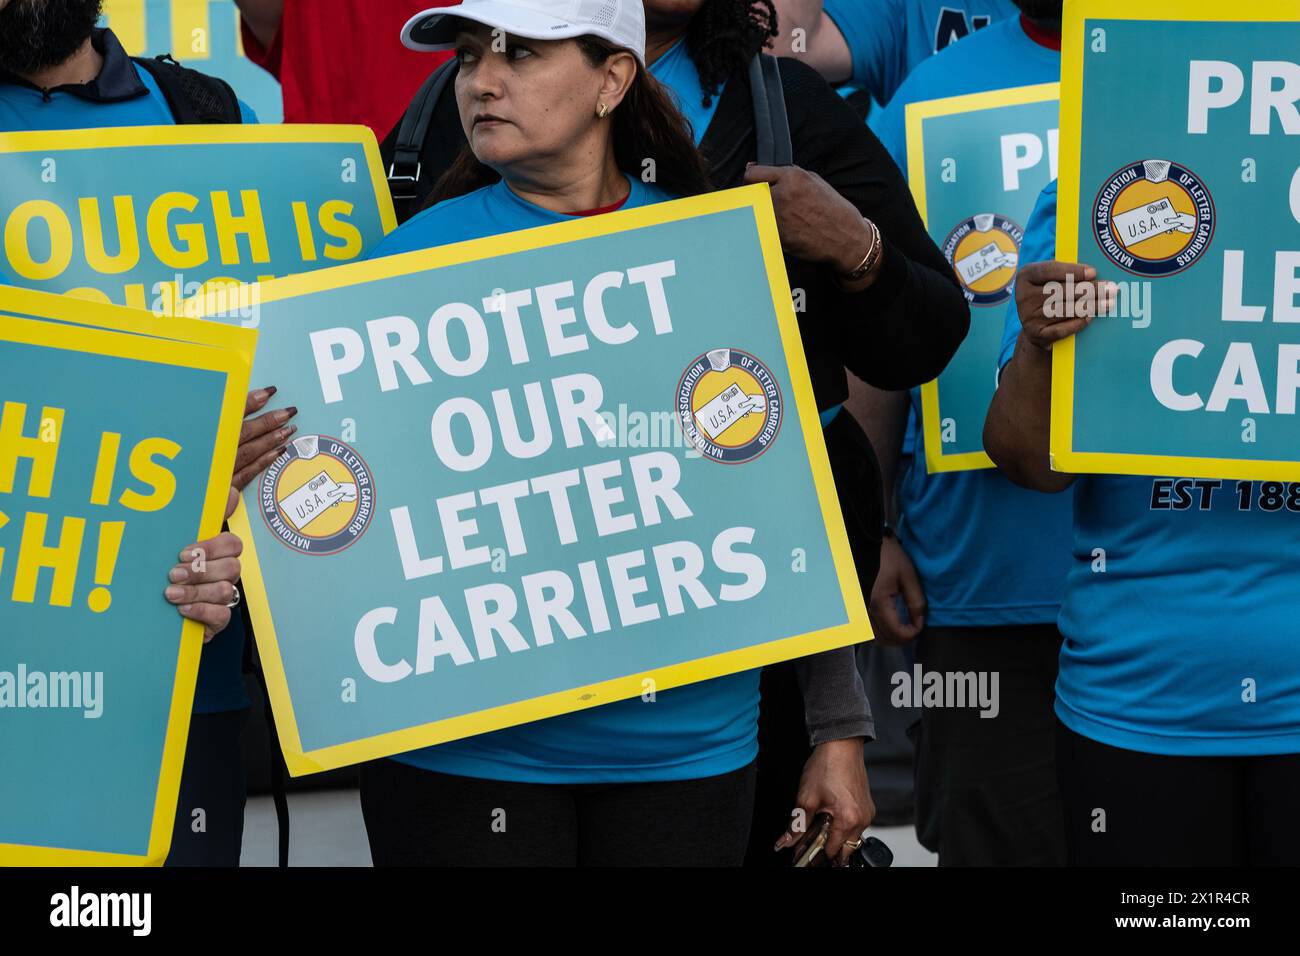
left=1014, top=260, right=1117, bottom=352
left=233, top=387, right=299, bottom=493
left=163, top=531, right=244, bottom=643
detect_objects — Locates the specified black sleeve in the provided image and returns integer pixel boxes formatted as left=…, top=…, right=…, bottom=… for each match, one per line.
left=781, top=58, right=970, bottom=391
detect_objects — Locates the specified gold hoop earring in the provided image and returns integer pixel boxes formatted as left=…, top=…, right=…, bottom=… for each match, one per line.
left=597, top=102, right=609, bottom=118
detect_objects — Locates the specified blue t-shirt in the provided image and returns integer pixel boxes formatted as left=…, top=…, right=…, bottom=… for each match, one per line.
left=869, top=16, right=1071, bottom=627
left=368, top=177, right=760, bottom=783
left=824, top=0, right=1017, bottom=105
left=999, top=181, right=1300, bottom=756
left=647, top=37, right=721, bottom=147
left=0, top=29, right=254, bottom=714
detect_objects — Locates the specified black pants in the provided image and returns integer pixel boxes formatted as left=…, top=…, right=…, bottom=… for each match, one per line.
left=359, top=758, right=757, bottom=866
left=165, top=709, right=249, bottom=867
left=912, top=624, right=1065, bottom=866
left=1056, top=720, right=1300, bottom=866
left=744, top=659, right=811, bottom=866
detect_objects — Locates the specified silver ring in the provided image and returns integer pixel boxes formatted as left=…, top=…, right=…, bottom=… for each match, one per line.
left=226, top=584, right=241, bottom=609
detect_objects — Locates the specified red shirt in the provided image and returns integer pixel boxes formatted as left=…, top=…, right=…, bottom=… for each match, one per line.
left=241, top=0, right=455, bottom=138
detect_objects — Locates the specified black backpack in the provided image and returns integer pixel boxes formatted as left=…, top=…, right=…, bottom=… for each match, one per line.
left=383, top=52, right=792, bottom=224
left=131, top=54, right=244, bottom=124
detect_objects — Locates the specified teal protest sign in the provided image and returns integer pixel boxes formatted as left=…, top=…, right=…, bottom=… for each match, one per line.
left=0, top=293, right=253, bottom=865
left=100, top=0, right=284, bottom=123
left=0, top=125, right=395, bottom=317
left=907, top=83, right=1059, bottom=472
left=200, top=185, right=868, bottom=775
left=1055, top=1, right=1300, bottom=480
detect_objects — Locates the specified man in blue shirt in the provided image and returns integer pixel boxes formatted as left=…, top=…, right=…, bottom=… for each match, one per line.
left=0, top=0, right=264, bottom=866
left=771, top=0, right=1017, bottom=105
left=853, top=0, right=1071, bottom=865
left=986, top=181, right=1300, bottom=865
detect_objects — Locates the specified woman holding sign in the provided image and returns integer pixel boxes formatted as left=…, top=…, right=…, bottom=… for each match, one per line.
left=378, top=0, right=973, bottom=866
left=985, top=181, right=1300, bottom=865
left=326, top=0, right=924, bottom=868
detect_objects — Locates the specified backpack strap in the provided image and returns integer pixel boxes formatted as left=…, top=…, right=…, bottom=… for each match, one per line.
left=132, top=54, right=243, bottom=124
left=748, top=53, right=793, bottom=167
left=388, top=60, right=459, bottom=201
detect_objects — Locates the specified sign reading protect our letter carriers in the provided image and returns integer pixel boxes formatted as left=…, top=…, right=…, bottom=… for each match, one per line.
left=203, top=185, right=869, bottom=775
left=1053, top=0, right=1300, bottom=480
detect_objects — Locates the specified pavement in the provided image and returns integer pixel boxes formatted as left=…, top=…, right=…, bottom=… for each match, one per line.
left=240, top=788, right=937, bottom=867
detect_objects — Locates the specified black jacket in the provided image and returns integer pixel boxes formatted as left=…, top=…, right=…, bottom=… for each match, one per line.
left=699, top=56, right=970, bottom=400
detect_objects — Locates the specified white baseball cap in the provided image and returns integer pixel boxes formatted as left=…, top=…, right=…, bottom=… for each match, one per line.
left=401, top=0, right=646, bottom=64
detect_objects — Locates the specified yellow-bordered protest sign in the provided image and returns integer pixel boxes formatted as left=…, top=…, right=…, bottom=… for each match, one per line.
left=0, top=290, right=254, bottom=865
left=907, top=82, right=1060, bottom=473
left=0, top=124, right=396, bottom=313
left=196, top=184, right=869, bottom=776
left=1052, top=0, right=1300, bottom=481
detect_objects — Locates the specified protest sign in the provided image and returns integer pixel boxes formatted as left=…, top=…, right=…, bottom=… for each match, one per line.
left=907, top=83, right=1059, bottom=471
left=197, top=184, right=868, bottom=775
left=100, top=0, right=285, bottom=123
left=0, top=290, right=254, bottom=865
left=1053, top=0, right=1300, bottom=480
left=0, top=125, right=395, bottom=318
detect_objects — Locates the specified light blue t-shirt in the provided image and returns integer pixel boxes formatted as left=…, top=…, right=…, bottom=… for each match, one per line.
left=368, top=177, right=760, bottom=783
left=824, top=0, right=1018, bottom=105
left=869, top=16, right=1071, bottom=627
left=1000, top=181, right=1300, bottom=756
left=647, top=37, right=721, bottom=147
left=0, top=29, right=255, bottom=715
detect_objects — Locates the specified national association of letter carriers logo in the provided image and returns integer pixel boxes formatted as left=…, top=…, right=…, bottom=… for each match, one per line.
left=676, top=348, right=783, bottom=464
left=259, top=435, right=375, bottom=555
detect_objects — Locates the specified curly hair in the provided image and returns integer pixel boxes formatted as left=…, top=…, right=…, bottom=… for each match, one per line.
left=684, top=0, right=779, bottom=108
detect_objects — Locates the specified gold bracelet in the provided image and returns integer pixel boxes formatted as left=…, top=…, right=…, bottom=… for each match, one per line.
left=842, top=218, right=882, bottom=282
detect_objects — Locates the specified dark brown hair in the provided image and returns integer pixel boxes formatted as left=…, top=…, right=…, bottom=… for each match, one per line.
left=426, top=35, right=715, bottom=207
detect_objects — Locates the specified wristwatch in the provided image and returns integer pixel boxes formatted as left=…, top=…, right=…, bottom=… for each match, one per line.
left=842, top=217, right=883, bottom=282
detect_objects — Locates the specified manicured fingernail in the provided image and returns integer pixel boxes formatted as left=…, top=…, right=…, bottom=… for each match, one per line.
left=265, top=385, right=277, bottom=397
left=287, top=406, right=298, bottom=418
left=179, top=604, right=192, bottom=614
left=283, top=425, right=298, bottom=440
left=169, top=567, right=188, bottom=583
left=166, top=586, right=184, bottom=600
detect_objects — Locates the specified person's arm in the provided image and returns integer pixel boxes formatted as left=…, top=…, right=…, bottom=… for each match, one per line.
left=845, top=373, right=906, bottom=509
left=745, top=59, right=970, bottom=391
left=845, top=376, right=926, bottom=641
left=769, top=0, right=853, bottom=84
left=984, top=260, right=1109, bottom=492
left=234, top=0, right=284, bottom=50
left=793, top=649, right=874, bottom=747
